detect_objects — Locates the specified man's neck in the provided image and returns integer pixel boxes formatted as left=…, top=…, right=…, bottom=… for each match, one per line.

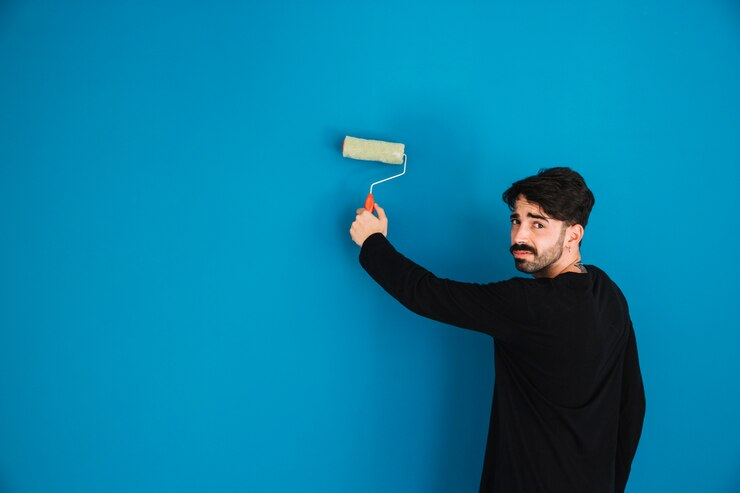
left=533, top=251, right=584, bottom=279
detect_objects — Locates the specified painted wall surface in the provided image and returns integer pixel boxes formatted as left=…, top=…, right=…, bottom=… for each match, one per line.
left=1, top=1, right=738, bottom=492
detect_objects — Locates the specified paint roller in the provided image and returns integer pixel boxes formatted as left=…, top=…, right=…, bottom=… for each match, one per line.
left=342, top=135, right=407, bottom=212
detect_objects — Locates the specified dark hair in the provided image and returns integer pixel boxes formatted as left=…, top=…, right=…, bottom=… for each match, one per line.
left=502, top=167, right=595, bottom=228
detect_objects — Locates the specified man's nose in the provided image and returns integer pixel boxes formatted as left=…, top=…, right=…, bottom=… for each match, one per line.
left=512, top=227, right=530, bottom=245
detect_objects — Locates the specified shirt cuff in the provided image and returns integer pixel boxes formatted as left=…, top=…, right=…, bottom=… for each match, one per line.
left=359, top=232, right=389, bottom=264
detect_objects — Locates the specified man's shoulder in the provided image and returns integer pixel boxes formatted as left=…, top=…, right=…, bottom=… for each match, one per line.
left=586, top=264, right=622, bottom=286
left=585, top=264, right=631, bottom=305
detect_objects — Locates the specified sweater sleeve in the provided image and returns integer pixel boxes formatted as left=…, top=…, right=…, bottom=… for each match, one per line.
left=614, top=320, right=646, bottom=492
left=359, top=233, right=526, bottom=339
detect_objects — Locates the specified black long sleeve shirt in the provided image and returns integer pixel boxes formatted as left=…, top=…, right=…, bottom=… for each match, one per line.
left=359, top=233, right=646, bottom=493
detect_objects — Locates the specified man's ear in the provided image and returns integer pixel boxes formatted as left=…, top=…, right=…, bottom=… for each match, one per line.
left=567, top=224, right=584, bottom=247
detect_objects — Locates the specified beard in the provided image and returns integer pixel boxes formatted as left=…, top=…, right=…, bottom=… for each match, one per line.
left=511, top=227, right=566, bottom=274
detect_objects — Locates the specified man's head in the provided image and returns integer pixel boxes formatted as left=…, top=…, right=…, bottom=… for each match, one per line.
left=502, top=168, right=595, bottom=277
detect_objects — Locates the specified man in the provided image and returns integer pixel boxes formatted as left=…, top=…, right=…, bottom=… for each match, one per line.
left=349, top=167, right=645, bottom=493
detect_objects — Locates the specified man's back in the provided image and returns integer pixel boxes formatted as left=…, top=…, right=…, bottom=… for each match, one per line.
left=479, top=265, right=644, bottom=493
left=359, top=234, right=645, bottom=493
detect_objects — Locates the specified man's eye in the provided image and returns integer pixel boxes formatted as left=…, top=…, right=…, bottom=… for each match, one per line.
left=511, top=219, right=520, bottom=225
left=534, top=222, right=544, bottom=229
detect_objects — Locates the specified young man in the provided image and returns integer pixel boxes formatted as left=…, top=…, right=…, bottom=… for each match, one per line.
left=349, top=168, right=645, bottom=493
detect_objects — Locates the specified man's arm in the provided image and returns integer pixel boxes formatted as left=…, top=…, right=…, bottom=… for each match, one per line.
left=350, top=206, right=525, bottom=339
left=614, top=321, right=646, bottom=492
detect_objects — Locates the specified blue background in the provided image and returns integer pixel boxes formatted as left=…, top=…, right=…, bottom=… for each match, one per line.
left=1, top=1, right=739, bottom=492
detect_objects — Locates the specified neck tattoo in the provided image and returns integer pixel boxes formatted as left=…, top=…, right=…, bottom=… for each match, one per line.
left=559, top=258, right=587, bottom=275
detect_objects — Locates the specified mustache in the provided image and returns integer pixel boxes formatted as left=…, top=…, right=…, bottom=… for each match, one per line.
left=510, top=244, right=537, bottom=255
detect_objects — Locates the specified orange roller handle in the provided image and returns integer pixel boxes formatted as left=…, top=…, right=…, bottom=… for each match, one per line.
left=364, top=193, right=375, bottom=213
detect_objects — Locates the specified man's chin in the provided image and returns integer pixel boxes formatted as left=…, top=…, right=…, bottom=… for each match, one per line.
left=514, top=259, right=537, bottom=273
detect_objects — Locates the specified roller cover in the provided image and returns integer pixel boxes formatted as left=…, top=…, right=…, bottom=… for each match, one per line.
left=342, top=136, right=405, bottom=164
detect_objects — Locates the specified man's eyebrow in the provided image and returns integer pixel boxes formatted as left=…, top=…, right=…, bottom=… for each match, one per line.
left=528, top=212, right=550, bottom=222
left=510, top=212, right=551, bottom=222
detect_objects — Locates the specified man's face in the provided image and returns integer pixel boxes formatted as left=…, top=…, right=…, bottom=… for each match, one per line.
left=509, top=195, right=567, bottom=274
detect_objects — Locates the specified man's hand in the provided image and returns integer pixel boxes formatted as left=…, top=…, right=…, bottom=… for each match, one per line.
left=350, top=204, right=388, bottom=247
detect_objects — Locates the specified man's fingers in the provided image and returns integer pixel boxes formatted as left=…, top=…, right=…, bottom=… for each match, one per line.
left=355, top=209, right=376, bottom=220
left=350, top=203, right=387, bottom=247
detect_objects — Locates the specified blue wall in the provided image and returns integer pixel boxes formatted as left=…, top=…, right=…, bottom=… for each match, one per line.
left=1, top=1, right=739, bottom=492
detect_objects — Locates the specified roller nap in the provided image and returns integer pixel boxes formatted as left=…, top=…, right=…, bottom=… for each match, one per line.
left=342, top=136, right=405, bottom=165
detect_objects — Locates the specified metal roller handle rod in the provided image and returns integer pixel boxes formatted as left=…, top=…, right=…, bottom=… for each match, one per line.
left=369, top=154, right=407, bottom=195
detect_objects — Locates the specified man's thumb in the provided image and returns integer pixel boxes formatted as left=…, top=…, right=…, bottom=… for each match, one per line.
left=375, top=204, right=387, bottom=221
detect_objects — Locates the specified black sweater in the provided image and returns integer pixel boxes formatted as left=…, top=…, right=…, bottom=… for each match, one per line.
left=359, top=233, right=646, bottom=493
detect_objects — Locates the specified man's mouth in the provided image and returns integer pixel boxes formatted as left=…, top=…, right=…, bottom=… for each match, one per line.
left=512, top=250, right=534, bottom=258
left=511, top=244, right=536, bottom=258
